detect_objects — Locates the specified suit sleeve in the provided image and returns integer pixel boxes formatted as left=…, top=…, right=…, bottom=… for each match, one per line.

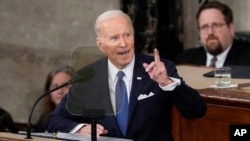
left=46, top=95, right=83, bottom=132
left=166, top=60, right=207, bottom=119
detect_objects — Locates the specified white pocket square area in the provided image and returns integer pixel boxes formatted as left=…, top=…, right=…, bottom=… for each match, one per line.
left=137, top=92, right=155, bottom=100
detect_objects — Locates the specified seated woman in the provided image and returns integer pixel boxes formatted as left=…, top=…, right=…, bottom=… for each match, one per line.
left=34, top=65, right=75, bottom=132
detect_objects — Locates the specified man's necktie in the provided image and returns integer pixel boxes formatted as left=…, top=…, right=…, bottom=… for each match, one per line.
left=115, top=71, right=129, bottom=136
left=209, top=56, right=217, bottom=67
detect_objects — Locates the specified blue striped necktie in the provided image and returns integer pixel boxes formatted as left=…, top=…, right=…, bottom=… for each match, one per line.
left=115, top=71, right=129, bottom=136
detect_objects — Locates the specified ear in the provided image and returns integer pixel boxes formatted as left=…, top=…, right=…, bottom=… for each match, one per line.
left=229, top=23, right=235, bottom=36
left=96, top=38, right=105, bottom=53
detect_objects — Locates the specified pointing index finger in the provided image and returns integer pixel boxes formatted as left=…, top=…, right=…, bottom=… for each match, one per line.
left=154, top=48, right=160, bottom=63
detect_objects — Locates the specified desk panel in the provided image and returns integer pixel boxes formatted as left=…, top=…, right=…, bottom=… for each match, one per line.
left=172, top=65, right=250, bottom=141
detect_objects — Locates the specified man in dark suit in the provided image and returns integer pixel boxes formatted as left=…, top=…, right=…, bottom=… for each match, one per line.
left=47, top=10, right=207, bottom=141
left=175, top=1, right=250, bottom=67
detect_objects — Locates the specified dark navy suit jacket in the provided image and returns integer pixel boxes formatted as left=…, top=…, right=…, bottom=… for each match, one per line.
left=47, top=53, right=207, bottom=141
left=175, top=39, right=250, bottom=66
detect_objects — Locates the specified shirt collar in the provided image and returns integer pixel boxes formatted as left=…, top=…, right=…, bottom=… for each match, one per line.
left=108, top=55, right=135, bottom=82
left=206, top=43, right=232, bottom=67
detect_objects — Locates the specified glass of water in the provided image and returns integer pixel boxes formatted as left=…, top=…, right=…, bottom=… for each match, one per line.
left=214, top=67, right=231, bottom=87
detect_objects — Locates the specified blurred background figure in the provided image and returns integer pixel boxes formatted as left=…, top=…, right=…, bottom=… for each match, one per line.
left=175, top=1, right=250, bottom=68
left=33, top=65, right=75, bottom=132
left=0, top=107, right=18, bottom=133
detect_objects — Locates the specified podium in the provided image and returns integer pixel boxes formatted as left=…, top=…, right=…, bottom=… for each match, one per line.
left=0, top=132, right=59, bottom=141
left=0, top=132, right=134, bottom=141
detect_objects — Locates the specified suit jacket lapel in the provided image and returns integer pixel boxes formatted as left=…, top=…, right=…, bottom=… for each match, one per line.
left=67, top=58, right=114, bottom=116
left=94, top=58, right=115, bottom=115
left=224, top=40, right=239, bottom=65
left=199, top=48, right=207, bottom=65
left=127, top=54, right=148, bottom=127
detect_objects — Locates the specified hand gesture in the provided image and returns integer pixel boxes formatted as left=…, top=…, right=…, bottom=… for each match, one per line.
left=143, top=48, right=173, bottom=86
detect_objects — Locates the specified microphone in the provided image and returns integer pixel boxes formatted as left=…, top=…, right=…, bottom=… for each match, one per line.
left=25, top=68, right=94, bottom=139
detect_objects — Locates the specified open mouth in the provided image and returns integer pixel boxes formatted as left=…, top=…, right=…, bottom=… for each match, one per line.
left=118, top=50, right=129, bottom=55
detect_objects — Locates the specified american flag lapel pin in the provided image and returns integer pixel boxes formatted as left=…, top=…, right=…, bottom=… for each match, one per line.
left=137, top=76, right=142, bottom=80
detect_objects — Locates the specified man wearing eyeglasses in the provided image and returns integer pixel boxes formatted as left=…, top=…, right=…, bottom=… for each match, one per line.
left=175, top=1, right=250, bottom=68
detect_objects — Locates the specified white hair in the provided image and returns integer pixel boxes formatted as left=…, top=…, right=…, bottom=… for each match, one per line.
left=94, top=10, right=134, bottom=38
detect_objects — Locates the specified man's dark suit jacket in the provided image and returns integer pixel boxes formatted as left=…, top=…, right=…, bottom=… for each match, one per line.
left=47, top=53, right=207, bottom=141
left=175, top=39, right=250, bottom=66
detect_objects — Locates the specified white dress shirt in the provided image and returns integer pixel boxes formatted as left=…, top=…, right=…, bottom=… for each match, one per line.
left=206, top=44, right=232, bottom=68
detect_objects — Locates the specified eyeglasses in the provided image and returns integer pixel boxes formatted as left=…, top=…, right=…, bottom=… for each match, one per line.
left=199, top=23, right=227, bottom=34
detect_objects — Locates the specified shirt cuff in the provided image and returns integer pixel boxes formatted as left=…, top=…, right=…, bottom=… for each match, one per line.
left=70, top=123, right=87, bottom=133
left=159, top=77, right=181, bottom=91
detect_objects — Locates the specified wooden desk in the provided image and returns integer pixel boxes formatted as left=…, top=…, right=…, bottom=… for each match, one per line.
left=176, top=65, right=250, bottom=89
left=172, top=65, right=250, bottom=141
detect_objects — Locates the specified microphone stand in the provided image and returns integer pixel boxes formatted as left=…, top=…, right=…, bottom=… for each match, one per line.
left=25, top=71, right=90, bottom=139
left=25, top=82, right=69, bottom=139
left=25, top=68, right=97, bottom=139
left=82, top=109, right=105, bottom=141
